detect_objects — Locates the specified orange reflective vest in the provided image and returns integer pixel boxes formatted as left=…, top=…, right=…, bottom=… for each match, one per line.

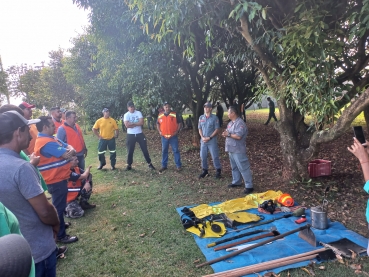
left=34, top=136, right=71, bottom=184
left=60, top=123, right=85, bottom=153
left=53, top=118, right=64, bottom=135
left=67, top=167, right=82, bottom=203
left=158, top=112, right=178, bottom=138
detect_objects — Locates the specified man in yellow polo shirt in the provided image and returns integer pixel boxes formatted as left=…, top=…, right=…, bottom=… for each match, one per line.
left=92, top=108, right=119, bottom=170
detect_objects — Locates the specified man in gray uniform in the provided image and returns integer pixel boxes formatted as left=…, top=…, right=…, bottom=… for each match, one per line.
left=222, top=106, right=254, bottom=194
left=198, top=102, right=222, bottom=179
left=0, top=111, right=60, bottom=276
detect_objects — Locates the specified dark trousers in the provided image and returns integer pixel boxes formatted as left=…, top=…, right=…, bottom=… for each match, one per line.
left=35, top=247, right=57, bottom=277
left=47, top=180, right=68, bottom=239
left=217, top=115, right=223, bottom=127
left=265, top=112, right=278, bottom=125
left=98, top=138, right=116, bottom=167
left=126, top=133, right=151, bottom=165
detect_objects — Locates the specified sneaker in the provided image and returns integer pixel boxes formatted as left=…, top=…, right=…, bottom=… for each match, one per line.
left=97, top=163, right=106, bottom=170
left=215, top=169, right=222, bottom=179
left=148, top=164, right=156, bottom=170
left=80, top=201, right=96, bottom=210
left=158, top=167, right=167, bottom=173
left=125, top=165, right=132, bottom=171
left=57, top=235, right=79, bottom=244
left=228, top=183, right=243, bottom=188
left=56, top=246, right=68, bottom=259
left=65, top=222, right=71, bottom=229
left=244, top=188, right=254, bottom=194
left=198, top=169, right=208, bottom=179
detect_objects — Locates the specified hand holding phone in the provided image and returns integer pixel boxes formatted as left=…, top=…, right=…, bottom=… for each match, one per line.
left=353, top=126, right=367, bottom=147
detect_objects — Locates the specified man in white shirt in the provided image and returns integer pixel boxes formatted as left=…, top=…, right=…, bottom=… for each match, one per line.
left=123, top=101, right=156, bottom=171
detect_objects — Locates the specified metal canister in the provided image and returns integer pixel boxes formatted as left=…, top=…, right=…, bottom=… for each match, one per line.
left=311, top=206, right=328, bottom=230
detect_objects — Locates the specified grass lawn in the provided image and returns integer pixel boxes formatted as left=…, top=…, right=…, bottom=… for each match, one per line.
left=56, top=110, right=369, bottom=277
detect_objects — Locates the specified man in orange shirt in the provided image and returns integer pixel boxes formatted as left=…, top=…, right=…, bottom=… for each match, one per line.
left=156, top=102, right=182, bottom=172
left=19, top=101, right=37, bottom=155
left=50, top=107, right=64, bottom=135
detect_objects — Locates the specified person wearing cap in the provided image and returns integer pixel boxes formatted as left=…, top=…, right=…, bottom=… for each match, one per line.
left=92, top=108, right=119, bottom=170
left=222, top=106, right=254, bottom=194
left=50, top=107, right=64, bottom=135
left=0, top=111, right=61, bottom=276
left=198, top=102, right=222, bottom=179
left=57, top=110, right=88, bottom=170
left=156, top=102, right=182, bottom=172
left=19, top=102, right=37, bottom=155
left=123, top=101, right=156, bottom=171
left=34, top=116, right=78, bottom=244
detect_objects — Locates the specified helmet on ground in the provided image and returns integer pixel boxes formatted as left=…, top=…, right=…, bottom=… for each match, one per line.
left=277, top=193, right=294, bottom=207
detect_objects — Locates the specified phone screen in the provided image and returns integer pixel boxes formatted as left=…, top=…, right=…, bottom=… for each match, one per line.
left=353, top=126, right=366, bottom=144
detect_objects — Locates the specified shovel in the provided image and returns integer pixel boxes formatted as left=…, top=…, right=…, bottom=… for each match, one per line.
left=196, top=224, right=316, bottom=268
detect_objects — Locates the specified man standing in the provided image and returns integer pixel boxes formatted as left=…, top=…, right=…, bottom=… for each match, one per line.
left=19, top=101, right=37, bottom=155
left=198, top=102, right=222, bottom=179
left=222, top=106, right=254, bottom=194
left=146, top=104, right=156, bottom=130
left=35, top=116, right=79, bottom=244
left=264, top=97, right=278, bottom=125
left=0, top=111, right=60, bottom=276
left=123, top=101, right=155, bottom=171
left=57, top=110, right=88, bottom=170
left=50, top=107, right=64, bottom=135
left=156, top=102, right=182, bottom=172
left=216, top=101, right=224, bottom=127
left=92, top=108, right=119, bottom=170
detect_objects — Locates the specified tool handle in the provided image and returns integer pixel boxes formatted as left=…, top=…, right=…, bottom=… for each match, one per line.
left=214, top=232, right=275, bottom=251
left=196, top=224, right=311, bottom=268
left=206, top=229, right=264, bottom=248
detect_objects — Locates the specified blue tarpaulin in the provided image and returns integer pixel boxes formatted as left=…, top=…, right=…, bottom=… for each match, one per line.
left=176, top=205, right=368, bottom=276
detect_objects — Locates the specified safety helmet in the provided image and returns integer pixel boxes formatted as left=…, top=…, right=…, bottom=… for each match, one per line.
left=277, top=193, right=294, bottom=207
left=65, top=200, right=84, bottom=218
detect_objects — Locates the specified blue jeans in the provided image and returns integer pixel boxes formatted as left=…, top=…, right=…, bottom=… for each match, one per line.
left=35, top=247, right=57, bottom=277
left=229, top=152, right=253, bottom=188
left=47, top=180, right=68, bottom=239
left=200, top=139, right=221, bottom=170
left=161, top=135, right=182, bottom=168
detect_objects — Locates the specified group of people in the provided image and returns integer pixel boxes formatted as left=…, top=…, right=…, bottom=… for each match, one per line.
left=0, top=103, right=96, bottom=277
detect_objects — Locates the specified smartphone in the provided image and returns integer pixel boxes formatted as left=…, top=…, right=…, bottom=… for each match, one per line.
left=353, top=126, right=366, bottom=145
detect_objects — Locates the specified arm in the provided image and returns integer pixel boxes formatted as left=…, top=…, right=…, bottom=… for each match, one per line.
left=56, top=127, right=67, bottom=143
left=28, top=193, right=60, bottom=240
left=156, top=122, right=163, bottom=136
left=79, top=166, right=92, bottom=180
left=29, top=153, right=40, bottom=167
left=114, top=129, right=119, bottom=138
left=348, top=138, right=369, bottom=181
left=92, top=128, right=101, bottom=139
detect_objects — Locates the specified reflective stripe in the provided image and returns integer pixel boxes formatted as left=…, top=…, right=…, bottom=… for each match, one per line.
left=38, top=159, right=69, bottom=172
left=68, top=188, right=81, bottom=192
left=98, top=151, right=106, bottom=154
left=109, top=150, right=116, bottom=153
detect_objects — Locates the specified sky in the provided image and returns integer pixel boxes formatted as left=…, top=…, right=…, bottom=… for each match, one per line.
left=0, top=0, right=90, bottom=69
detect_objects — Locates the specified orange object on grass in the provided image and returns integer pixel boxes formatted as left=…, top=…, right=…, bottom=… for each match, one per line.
left=277, top=193, right=294, bottom=207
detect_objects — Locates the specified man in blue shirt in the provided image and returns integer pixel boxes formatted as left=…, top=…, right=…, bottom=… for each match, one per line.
left=198, top=102, right=222, bottom=179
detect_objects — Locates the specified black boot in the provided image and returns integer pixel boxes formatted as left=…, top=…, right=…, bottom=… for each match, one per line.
left=198, top=169, right=208, bottom=179
left=215, top=169, right=222, bottom=179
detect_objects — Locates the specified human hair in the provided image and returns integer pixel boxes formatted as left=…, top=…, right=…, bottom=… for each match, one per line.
left=0, top=105, right=24, bottom=116
left=36, top=116, right=52, bottom=132
left=65, top=110, right=76, bottom=118
left=267, top=97, right=271, bottom=101
left=0, top=124, right=26, bottom=145
left=228, top=106, right=238, bottom=116
left=50, top=107, right=60, bottom=112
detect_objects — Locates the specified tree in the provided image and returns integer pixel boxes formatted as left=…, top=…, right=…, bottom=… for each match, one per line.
left=0, top=56, right=10, bottom=104
left=126, top=0, right=369, bottom=180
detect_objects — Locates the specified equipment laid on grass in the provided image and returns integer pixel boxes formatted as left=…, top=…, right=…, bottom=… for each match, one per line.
left=206, top=226, right=276, bottom=248
left=214, top=229, right=280, bottom=251
left=227, top=213, right=294, bottom=233
left=196, top=224, right=316, bottom=268
left=320, top=238, right=367, bottom=258
left=311, top=186, right=330, bottom=230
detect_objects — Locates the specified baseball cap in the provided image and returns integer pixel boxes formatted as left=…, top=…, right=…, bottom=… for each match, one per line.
left=19, top=102, right=35, bottom=109
left=163, top=101, right=170, bottom=106
left=0, top=111, right=40, bottom=135
left=102, top=108, right=109, bottom=113
left=127, top=101, right=134, bottom=107
left=60, top=108, right=66, bottom=113
left=204, top=102, right=212, bottom=108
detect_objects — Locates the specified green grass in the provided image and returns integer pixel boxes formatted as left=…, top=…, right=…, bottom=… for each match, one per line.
left=57, top=112, right=369, bottom=277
